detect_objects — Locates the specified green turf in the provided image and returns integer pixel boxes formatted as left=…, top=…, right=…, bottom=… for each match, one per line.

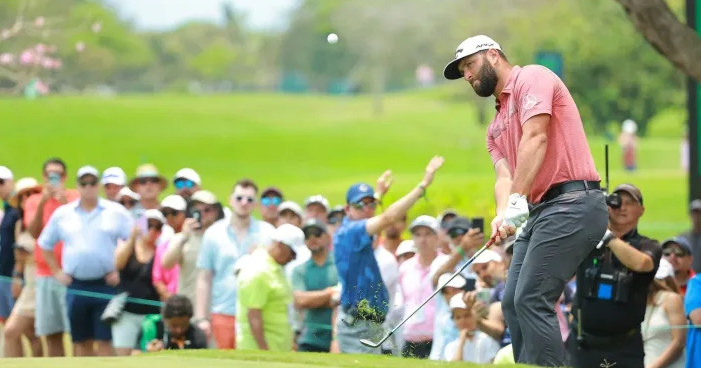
left=0, top=94, right=689, bottom=240
left=0, top=350, right=529, bottom=368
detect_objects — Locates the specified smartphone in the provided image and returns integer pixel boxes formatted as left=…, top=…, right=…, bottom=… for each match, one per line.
left=461, top=277, right=477, bottom=292
left=48, top=172, right=61, bottom=187
left=476, top=288, right=493, bottom=304
left=192, top=210, right=202, bottom=227
left=137, top=216, right=148, bottom=234
left=471, top=217, right=484, bottom=234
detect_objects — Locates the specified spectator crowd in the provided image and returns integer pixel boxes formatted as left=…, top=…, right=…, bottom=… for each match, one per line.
left=0, top=158, right=699, bottom=367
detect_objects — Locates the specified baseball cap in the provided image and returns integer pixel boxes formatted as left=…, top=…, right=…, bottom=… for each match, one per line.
left=305, top=195, right=330, bottom=211
left=655, top=258, right=675, bottom=280
left=77, top=165, right=99, bottom=179
left=191, top=190, right=218, bottom=205
left=662, top=237, right=692, bottom=255
left=472, top=249, right=503, bottom=265
left=116, top=187, right=140, bottom=201
left=410, top=215, right=439, bottom=234
left=346, top=183, right=374, bottom=204
left=691, top=199, right=701, bottom=212
left=0, top=166, right=13, bottom=180
left=447, top=217, right=472, bottom=232
left=261, top=186, right=283, bottom=198
left=444, top=35, right=502, bottom=80
left=449, top=292, right=468, bottom=310
left=173, top=168, right=201, bottom=186
left=278, top=201, right=303, bottom=218
left=302, top=218, right=327, bottom=233
left=272, top=224, right=306, bottom=255
left=438, top=273, right=467, bottom=290
left=101, top=167, right=126, bottom=186
left=612, top=183, right=643, bottom=205
left=145, top=209, right=166, bottom=223
left=329, top=205, right=344, bottom=216
left=160, top=195, right=187, bottom=211
left=396, top=240, right=418, bottom=257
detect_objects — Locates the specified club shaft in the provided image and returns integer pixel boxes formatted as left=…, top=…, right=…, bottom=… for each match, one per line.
left=604, top=144, right=609, bottom=192
left=387, top=240, right=494, bottom=337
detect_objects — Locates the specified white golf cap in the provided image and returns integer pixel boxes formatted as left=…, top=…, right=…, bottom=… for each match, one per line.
left=101, top=167, right=126, bottom=186
left=191, top=190, right=218, bottom=205
left=449, top=292, right=468, bottom=310
left=77, top=165, right=99, bottom=179
left=304, top=195, right=330, bottom=212
left=272, top=224, right=306, bottom=255
left=409, top=215, right=439, bottom=234
left=116, top=186, right=140, bottom=201
left=396, top=240, right=418, bottom=257
left=0, top=166, right=13, bottom=180
left=438, top=273, right=467, bottom=290
left=472, top=249, right=503, bottom=265
left=655, top=258, right=675, bottom=280
left=173, top=168, right=201, bottom=185
left=443, top=35, right=502, bottom=80
left=161, top=195, right=187, bottom=211
left=278, top=201, right=303, bottom=218
left=145, top=209, right=166, bottom=223
left=233, top=254, right=250, bottom=275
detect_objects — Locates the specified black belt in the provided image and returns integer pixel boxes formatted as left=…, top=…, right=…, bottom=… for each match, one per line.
left=540, top=180, right=601, bottom=203
left=571, top=323, right=639, bottom=349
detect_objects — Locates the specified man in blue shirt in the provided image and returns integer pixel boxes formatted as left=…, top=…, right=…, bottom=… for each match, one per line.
left=0, top=166, right=16, bottom=322
left=39, top=165, right=133, bottom=357
left=334, top=156, right=444, bottom=354
left=685, top=274, right=701, bottom=368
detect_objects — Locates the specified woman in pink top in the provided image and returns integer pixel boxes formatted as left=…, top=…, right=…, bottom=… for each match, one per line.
left=152, top=241, right=179, bottom=299
left=398, top=216, right=449, bottom=359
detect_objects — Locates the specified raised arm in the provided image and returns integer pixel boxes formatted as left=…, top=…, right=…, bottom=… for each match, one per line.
left=114, top=226, right=139, bottom=271
left=366, top=156, right=444, bottom=235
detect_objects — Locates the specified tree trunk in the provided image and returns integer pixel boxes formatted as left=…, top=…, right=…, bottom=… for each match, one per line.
left=614, top=0, right=701, bottom=81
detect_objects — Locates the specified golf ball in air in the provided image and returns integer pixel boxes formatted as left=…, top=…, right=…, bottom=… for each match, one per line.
left=327, top=33, right=338, bottom=44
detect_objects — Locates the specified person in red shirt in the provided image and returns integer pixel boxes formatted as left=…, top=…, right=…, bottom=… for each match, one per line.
left=23, top=158, right=79, bottom=357
left=443, top=35, right=608, bottom=367
left=662, top=237, right=696, bottom=297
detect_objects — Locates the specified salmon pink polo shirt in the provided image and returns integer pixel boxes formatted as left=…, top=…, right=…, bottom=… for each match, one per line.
left=486, top=65, right=600, bottom=204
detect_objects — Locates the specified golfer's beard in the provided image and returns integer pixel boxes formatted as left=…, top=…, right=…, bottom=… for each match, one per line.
left=472, top=63, right=498, bottom=97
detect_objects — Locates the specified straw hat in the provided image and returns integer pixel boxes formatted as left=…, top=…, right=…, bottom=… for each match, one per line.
left=9, top=177, right=42, bottom=208
left=128, top=164, right=168, bottom=192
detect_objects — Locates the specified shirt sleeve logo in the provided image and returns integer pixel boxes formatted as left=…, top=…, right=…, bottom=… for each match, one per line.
left=521, top=94, right=538, bottom=111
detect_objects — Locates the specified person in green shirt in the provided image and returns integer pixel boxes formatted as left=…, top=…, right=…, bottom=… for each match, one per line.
left=292, top=219, right=339, bottom=353
left=237, top=224, right=305, bottom=351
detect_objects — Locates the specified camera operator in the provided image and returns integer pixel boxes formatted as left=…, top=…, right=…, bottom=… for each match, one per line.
left=566, top=184, right=662, bottom=368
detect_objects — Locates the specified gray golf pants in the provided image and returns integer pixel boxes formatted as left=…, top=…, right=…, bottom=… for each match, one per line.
left=501, top=189, right=608, bottom=367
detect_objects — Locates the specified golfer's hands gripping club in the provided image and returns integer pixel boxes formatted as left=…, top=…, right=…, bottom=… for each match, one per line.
left=421, top=156, right=445, bottom=187
left=490, top=193, right=528, bottom=245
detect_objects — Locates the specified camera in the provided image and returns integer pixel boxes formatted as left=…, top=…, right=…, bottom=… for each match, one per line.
left=606, top=192, right=621, bottom=209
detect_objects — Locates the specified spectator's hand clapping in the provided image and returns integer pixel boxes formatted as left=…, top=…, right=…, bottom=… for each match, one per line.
left=376, top=170, right=394, bottom=197
left=146, top=339, right=164, bottom=353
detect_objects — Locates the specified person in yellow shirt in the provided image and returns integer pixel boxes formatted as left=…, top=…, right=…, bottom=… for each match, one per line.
left=236, top=224, right=305, bottom=351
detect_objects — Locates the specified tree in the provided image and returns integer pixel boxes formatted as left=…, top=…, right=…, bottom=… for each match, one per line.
left=613, top=0, right=701, bottom=81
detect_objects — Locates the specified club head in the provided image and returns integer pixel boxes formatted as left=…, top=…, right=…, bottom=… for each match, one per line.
left=359, top=339, right=381, bottom=348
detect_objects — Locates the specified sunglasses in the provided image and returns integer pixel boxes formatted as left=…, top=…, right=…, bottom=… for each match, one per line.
left=139, top=177, right=160, bottom=185
left=148, top=221, right=163, bottom=231
left=174, top=179, right=195, bottom=190
left=236, top=196, right=256, bottom=204
left=304, top=227, right=324, bottom=240
left=448, top=228, right=468, bottom=239
left=328, top=215, right=344, bottom=225
left=351, top=201, right=376, bottom=210
left=79, top=179, right=98, bottom=187
left=162, top=209, right=181, bottom=217
left=120, top=199, right=137, bottom=207
left=663, top=248, right=688, bottom=257
left=261, top=197, right=282, bottom=207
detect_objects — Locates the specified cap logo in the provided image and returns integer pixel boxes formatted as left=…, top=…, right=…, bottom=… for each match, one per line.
left=359, top=184, right=369, bottom=192
left=476, top=43, right=494, bottom=48
left=455, top=48, right=463, bottom=58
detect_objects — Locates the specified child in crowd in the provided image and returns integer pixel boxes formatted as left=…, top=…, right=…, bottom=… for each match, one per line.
left=444, top=292, right=500, bottom=363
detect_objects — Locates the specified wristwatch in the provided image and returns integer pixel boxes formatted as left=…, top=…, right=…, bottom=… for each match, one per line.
left=601, top=231, right=615, bottom=248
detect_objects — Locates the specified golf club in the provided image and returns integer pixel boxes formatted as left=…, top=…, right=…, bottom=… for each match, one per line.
left=359, top=237, right=496, bottom=349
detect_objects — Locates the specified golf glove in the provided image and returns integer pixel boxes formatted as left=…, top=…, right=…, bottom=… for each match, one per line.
left=503, top=193, right=529, bottom=228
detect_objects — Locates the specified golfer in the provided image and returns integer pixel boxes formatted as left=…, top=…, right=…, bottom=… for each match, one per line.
left=443, top=35, right=608, bottom=367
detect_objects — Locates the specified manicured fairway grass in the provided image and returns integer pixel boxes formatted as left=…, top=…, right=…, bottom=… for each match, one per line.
left=0, top=93, right=688, bottom=240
